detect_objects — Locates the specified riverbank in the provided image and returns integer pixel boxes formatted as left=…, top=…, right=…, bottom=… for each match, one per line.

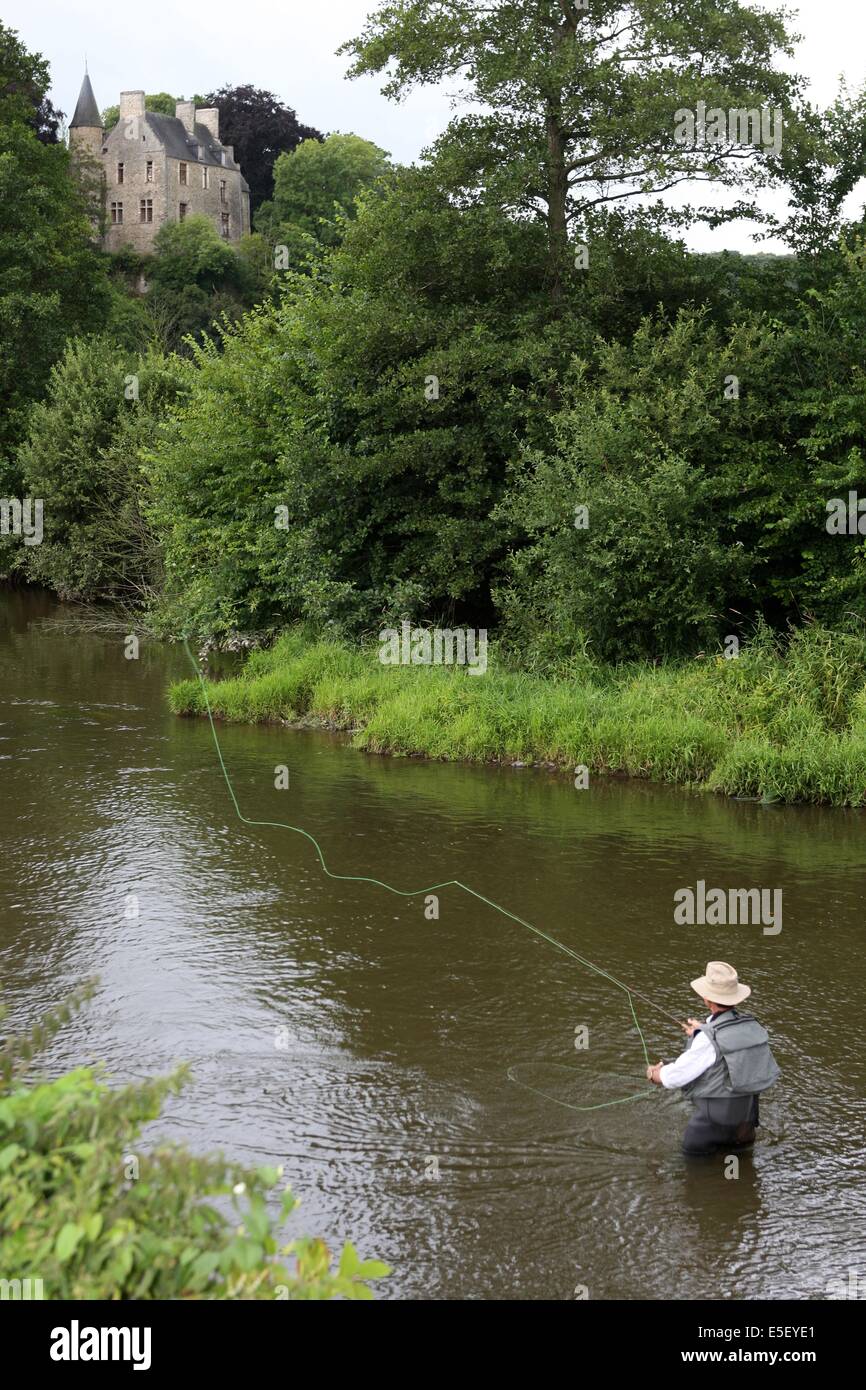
left=167, top=625, right=866, bottom=806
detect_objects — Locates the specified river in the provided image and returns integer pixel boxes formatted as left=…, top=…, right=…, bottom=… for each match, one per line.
left=1, top=589, right=864, bottom=1300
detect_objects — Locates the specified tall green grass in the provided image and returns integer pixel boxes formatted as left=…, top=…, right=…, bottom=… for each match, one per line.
left=168, top=624, right=866, bottom=806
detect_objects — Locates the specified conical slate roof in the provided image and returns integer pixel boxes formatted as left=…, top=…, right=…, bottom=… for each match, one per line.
left=70, top=73, right=101, bottom=129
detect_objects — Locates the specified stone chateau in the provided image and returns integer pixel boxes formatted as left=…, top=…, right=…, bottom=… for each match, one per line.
left=68, top=73, right=251, bottom=252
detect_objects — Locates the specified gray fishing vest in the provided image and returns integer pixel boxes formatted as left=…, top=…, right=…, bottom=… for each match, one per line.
left=682, top=1011, right=780, bottom=1102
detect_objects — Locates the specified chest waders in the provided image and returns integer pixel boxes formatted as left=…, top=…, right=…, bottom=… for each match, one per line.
left=681, top=1011, right=780, bottom=1147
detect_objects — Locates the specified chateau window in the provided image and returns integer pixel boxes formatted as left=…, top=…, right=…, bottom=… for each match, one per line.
left=110, top=201, right=123, bottom=225
left=219, top=179, right=227, bottom=205
left=179, top=162, right=188, bottom=185
left=202, top=166, right=209, bottom=190
left=146, top=161, right=153, bottom=182
left=220, top=212, right=230, bottom=239
left=139, top=198, right=153, bottom=224
left=179, top=202, right=187, bottom=221
left=117, top=162, right=124, bottom=184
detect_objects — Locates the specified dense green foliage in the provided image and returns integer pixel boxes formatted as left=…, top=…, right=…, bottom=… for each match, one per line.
left=147, top=171, right=743, bottom=642
left=170, top=623, right=866, bottom=807
left=0, top=23, right=111, bottom=455
left=140, top=180, right=866, bottom=654
left=148, top=170, right=564, bottom=637
left=145, top=216, right=267, bottom=348
left=256, top=133, right=393, bottom=257
left=4, top=337, right=184, bottom=602
left=0, top=984, right=389, bottom=1298
left=496, top=245, right=866, bottom=661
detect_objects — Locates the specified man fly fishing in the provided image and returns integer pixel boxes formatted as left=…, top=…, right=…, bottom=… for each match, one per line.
left=645, top=961, right=780, bottom=1157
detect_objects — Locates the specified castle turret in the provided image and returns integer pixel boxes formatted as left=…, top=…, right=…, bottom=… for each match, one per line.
left=69, top=72, right=103, bottom=158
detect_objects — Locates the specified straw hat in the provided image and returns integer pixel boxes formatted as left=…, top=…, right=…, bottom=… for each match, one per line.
left=690, top=961, right=751, bottom=1005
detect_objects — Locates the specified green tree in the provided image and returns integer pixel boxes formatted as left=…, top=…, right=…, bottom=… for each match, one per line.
left=146, top=215, right=261, bottom=350
left=144, top=165, right=749, bottom=641
left=149, top=215, right=246, bottom=292
left=766, top=85, right=866, bottom=255
left=9, top=337, right=184, bottom=602
left=496, top=242, right=866, bottom=661
left=146, top=168, right=564, bottom=639
left=0, top=23, right=110, bottom=456
left=341, top=0, right=806, bottom=313
left=256, top=133, right=392, bottom=254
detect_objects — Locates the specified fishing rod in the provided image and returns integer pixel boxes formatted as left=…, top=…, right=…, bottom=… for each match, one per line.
left=585, top=974, right=685, bottom=1029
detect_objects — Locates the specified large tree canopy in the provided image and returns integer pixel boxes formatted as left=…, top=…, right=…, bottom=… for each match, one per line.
left=256, top=133, right=392, bottom=251
left=341, top=0, right=810, bottom=312
left=199, top=84, right=323, bottom=211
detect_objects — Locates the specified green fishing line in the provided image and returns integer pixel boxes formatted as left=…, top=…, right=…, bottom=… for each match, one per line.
left=184, top=639, right=659, bottom=1112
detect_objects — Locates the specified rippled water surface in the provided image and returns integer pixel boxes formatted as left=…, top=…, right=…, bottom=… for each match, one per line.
left=1, top=590, right=864, bottom=1300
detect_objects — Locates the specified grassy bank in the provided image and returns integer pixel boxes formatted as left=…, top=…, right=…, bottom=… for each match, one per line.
left=168, top=625, right=866, bottom=807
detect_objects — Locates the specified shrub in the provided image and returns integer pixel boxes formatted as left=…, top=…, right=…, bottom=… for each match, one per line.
left=0, top=983, right=389, bottom=1299
left=8, top=337, right=185, bottom=602
left=497, top=246, right=866, bottom=663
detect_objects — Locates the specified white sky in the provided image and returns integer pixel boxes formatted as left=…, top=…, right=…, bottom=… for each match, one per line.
left=6, top=0, right=866, bottom=252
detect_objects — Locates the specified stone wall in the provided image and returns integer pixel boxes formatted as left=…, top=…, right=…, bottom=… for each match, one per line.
left=100, top=91, right=250, bottom=254
left=102, top=118, right=169, bottom=255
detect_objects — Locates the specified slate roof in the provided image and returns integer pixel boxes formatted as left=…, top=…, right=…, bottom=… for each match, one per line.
left=70, top=73, right=102, bottom=129
left=143, top=112, right=243, bottom=175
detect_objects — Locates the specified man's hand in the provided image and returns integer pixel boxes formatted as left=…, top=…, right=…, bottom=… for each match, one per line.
left=681, top=1018, right=702, bottom=1037
left=646, top=1061, right=665, bottom=1085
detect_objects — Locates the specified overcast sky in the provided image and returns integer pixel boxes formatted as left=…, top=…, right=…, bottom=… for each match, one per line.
left=7, top=0, right=866, bottom=252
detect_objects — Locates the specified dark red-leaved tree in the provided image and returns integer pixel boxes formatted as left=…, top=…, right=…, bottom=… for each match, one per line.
left=198, top=84, right=322, bottom=211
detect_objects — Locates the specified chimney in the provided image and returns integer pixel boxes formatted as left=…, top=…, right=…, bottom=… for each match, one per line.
left=119, top=90, right=145, bottom=120
left=223, top=144, right=234, bottom=164
left=175, top=100, right=195, bottom=132
left=197, top=107, right=219, bottom=141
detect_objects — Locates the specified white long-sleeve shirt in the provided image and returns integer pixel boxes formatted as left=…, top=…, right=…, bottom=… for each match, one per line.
left=658, top=1014, right=719, bottom=1089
